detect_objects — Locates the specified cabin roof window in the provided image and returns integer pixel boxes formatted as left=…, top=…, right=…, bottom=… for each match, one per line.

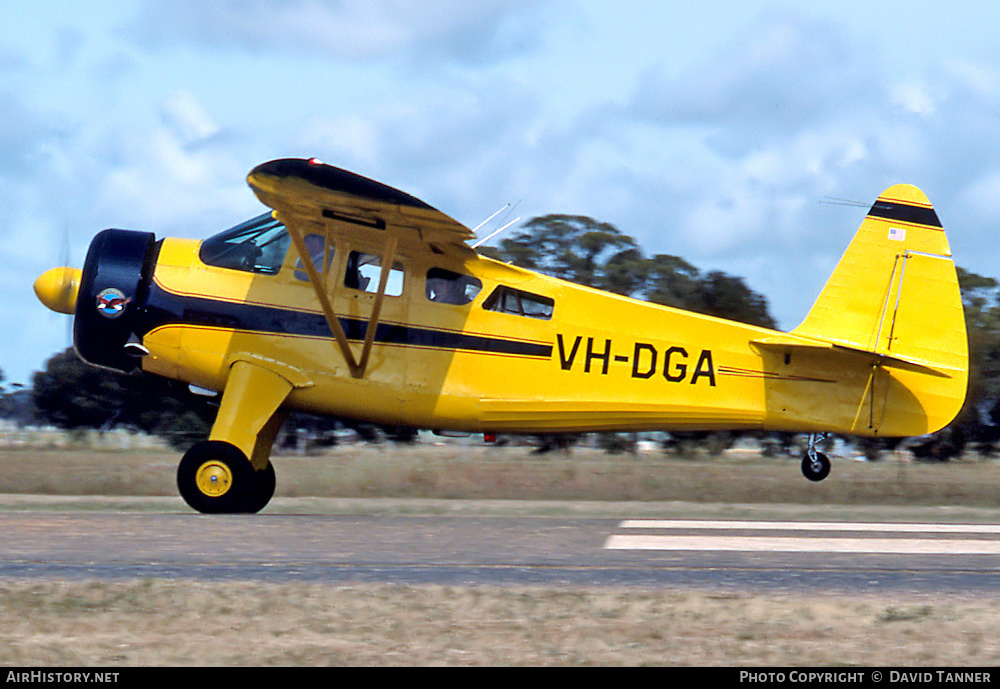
left=482, top=285, right=554, bottom=320
left=199, top=212, right=291, bottom=275
left=426, top=268, right=482, bottom=306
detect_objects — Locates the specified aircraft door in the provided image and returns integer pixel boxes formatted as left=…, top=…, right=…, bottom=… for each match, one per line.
left=336, top=247, right=411, bottom=385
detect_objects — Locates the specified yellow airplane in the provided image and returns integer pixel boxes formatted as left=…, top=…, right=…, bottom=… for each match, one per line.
left=33, top=158, right=968, bottom=513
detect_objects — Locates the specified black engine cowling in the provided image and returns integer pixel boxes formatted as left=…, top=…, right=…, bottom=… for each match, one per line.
left=74, top=229, right=157, bottom=373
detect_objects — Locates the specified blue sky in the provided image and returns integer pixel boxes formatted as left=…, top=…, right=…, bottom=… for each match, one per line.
left=6, top=1, right=1000, bottom=385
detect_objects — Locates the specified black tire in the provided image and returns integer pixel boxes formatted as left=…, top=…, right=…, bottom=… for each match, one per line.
left=177, top=441, right=256, bottom=514
left=244, top=462, right=276, bottom=514
left=801, top=452, right=831, bottom=482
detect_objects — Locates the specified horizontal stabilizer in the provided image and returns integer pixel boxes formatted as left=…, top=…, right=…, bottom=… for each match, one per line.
left=751, top=335, right=952, bottom=378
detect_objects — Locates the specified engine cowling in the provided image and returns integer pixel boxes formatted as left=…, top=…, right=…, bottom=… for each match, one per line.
left=73, top=229, right=157, bottom=373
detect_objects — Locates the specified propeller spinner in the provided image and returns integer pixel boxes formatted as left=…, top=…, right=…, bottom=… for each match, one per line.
left=34, top=266, right=82, bottom=315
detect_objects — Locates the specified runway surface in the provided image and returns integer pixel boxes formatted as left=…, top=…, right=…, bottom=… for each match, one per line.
left=1, top=508, right=999, bottom=593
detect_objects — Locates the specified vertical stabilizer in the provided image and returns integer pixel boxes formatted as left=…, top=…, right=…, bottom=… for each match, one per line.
left=791, top=184, right=967, bottom=435
left=794, top=185, right=965, bottom=372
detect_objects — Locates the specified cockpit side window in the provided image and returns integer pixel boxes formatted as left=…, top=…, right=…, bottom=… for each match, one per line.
left=482, top=285, right=554, bottom=320
left=426, top=268, right=482, bottom=306
left=199, top=212, right=291, bottom=275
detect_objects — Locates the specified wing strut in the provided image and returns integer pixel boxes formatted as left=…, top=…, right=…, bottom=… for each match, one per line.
left=248, top=158, right=477, bottom=379
left=285, top=219, right=398, bottom=379
left=357, top=232, right=399, bottom=375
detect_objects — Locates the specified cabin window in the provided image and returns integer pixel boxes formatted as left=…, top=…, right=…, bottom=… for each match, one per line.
left=425, top=268, right=482, bottom=305
left=199, top=212, right=291, bottom=275
left=293, top=234, right=335, bottom=281
left=482, top=285, right=554, bottom=320
left=345, top=251, right=404, bottom=297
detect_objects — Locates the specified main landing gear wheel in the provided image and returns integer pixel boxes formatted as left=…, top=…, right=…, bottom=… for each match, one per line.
left=177, top=441, right=275, bottom=514
left=245, top=461, right=276, bottom=515
left=801, top=451, right=831, bottom=482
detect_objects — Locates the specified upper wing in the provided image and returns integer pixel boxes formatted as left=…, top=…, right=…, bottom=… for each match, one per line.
left=246, top=157, right=478, bottom=378
left=247, top=158, right=475, bottom=257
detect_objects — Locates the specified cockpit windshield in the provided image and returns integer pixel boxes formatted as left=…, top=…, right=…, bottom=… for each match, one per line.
left=199, top=212, right=291, bottom=275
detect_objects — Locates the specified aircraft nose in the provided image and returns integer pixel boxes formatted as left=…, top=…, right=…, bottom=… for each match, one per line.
left=34, top=266, right=82, bottom=315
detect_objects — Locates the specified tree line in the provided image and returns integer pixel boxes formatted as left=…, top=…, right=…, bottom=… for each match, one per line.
left=5, top=213, right=1000, bottom=460
left=480, top=215, right=776, bottom=329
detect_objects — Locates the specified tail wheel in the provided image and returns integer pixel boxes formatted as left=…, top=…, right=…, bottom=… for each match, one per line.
left=801, top=451, right=831, bottom=482
left=178, top=441, right=272, bottom=513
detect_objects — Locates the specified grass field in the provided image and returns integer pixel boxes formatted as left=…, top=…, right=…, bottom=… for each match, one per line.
left=3, top=580, right=1000, bottom=666
left=2, top=442, right=1000, bottom=666
left=3, top=442, right=1000, bottom=508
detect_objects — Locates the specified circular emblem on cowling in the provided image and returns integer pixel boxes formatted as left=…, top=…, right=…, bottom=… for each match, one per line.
left=95, top=288, right=130, bottom=319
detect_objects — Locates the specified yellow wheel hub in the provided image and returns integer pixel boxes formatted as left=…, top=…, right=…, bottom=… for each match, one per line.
left=195, top=460, right=233, bottom=497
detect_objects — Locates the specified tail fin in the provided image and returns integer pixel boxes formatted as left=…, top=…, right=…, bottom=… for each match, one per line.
left=791, top=184, right=968, bottom=435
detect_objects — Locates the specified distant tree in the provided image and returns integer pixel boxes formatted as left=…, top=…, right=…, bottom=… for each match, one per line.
left=32, top=350, right=123, bottom=429
left=493, top=215, right=639, bottom=290
left=698, top=271, right=777, bottom=329
left=32, top=349, right=216, bottom=450
left=642, top=254, right=706, bottom=310
left=642, top=256, right=776, bottom=329
left=490, top=216, right=777, bottom=328
left=0, top=367, right=7, bottom=420
left=530, top=433, right=579, bottom=455
left=601, top=247, right=648, bottom=297
left=899, top=267, right=1000, bottom=461
left=854, top=436, right=903, bottom=462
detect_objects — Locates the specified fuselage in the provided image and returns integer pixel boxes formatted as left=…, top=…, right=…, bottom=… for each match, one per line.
left=38, top=179, right=964, bottom=443
left=110, top=227, right=917, bottom=437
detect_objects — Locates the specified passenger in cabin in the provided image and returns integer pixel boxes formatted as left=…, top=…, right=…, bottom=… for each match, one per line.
left=344, top=252, right=370, bottom=291
left=427, top=275, right=464, bottom=304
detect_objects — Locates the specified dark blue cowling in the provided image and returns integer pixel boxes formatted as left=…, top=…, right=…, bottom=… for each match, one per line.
left=74, top=229, right=157, bottom=372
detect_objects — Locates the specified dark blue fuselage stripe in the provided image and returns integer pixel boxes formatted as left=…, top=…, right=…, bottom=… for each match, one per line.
left=141, top=285, right=553, bottom=359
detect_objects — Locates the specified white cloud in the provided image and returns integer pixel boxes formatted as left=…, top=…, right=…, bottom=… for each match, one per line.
left=957, top=170, right=1000, bottom=225
left=132, top=0, right=544, bottom=62
left=632, top=13, right=870, bottom=136
left=96, top=123, right=253, bottom=234
left=890, top=82, right=937, bottom=115
left=161, top=90, right=221, bottom=145
left=8, top=0, right=1000, bottom=384
left=0, top=92, right=66, bottom=181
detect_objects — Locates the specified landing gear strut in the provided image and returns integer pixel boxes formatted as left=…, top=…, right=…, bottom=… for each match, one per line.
left=800, top=433, right=831, bottom=482
left=174, top=358, right=299, bottom=514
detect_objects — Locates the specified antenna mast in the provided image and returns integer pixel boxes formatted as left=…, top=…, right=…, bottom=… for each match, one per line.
left=471, top=200, right=521, bottom=249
